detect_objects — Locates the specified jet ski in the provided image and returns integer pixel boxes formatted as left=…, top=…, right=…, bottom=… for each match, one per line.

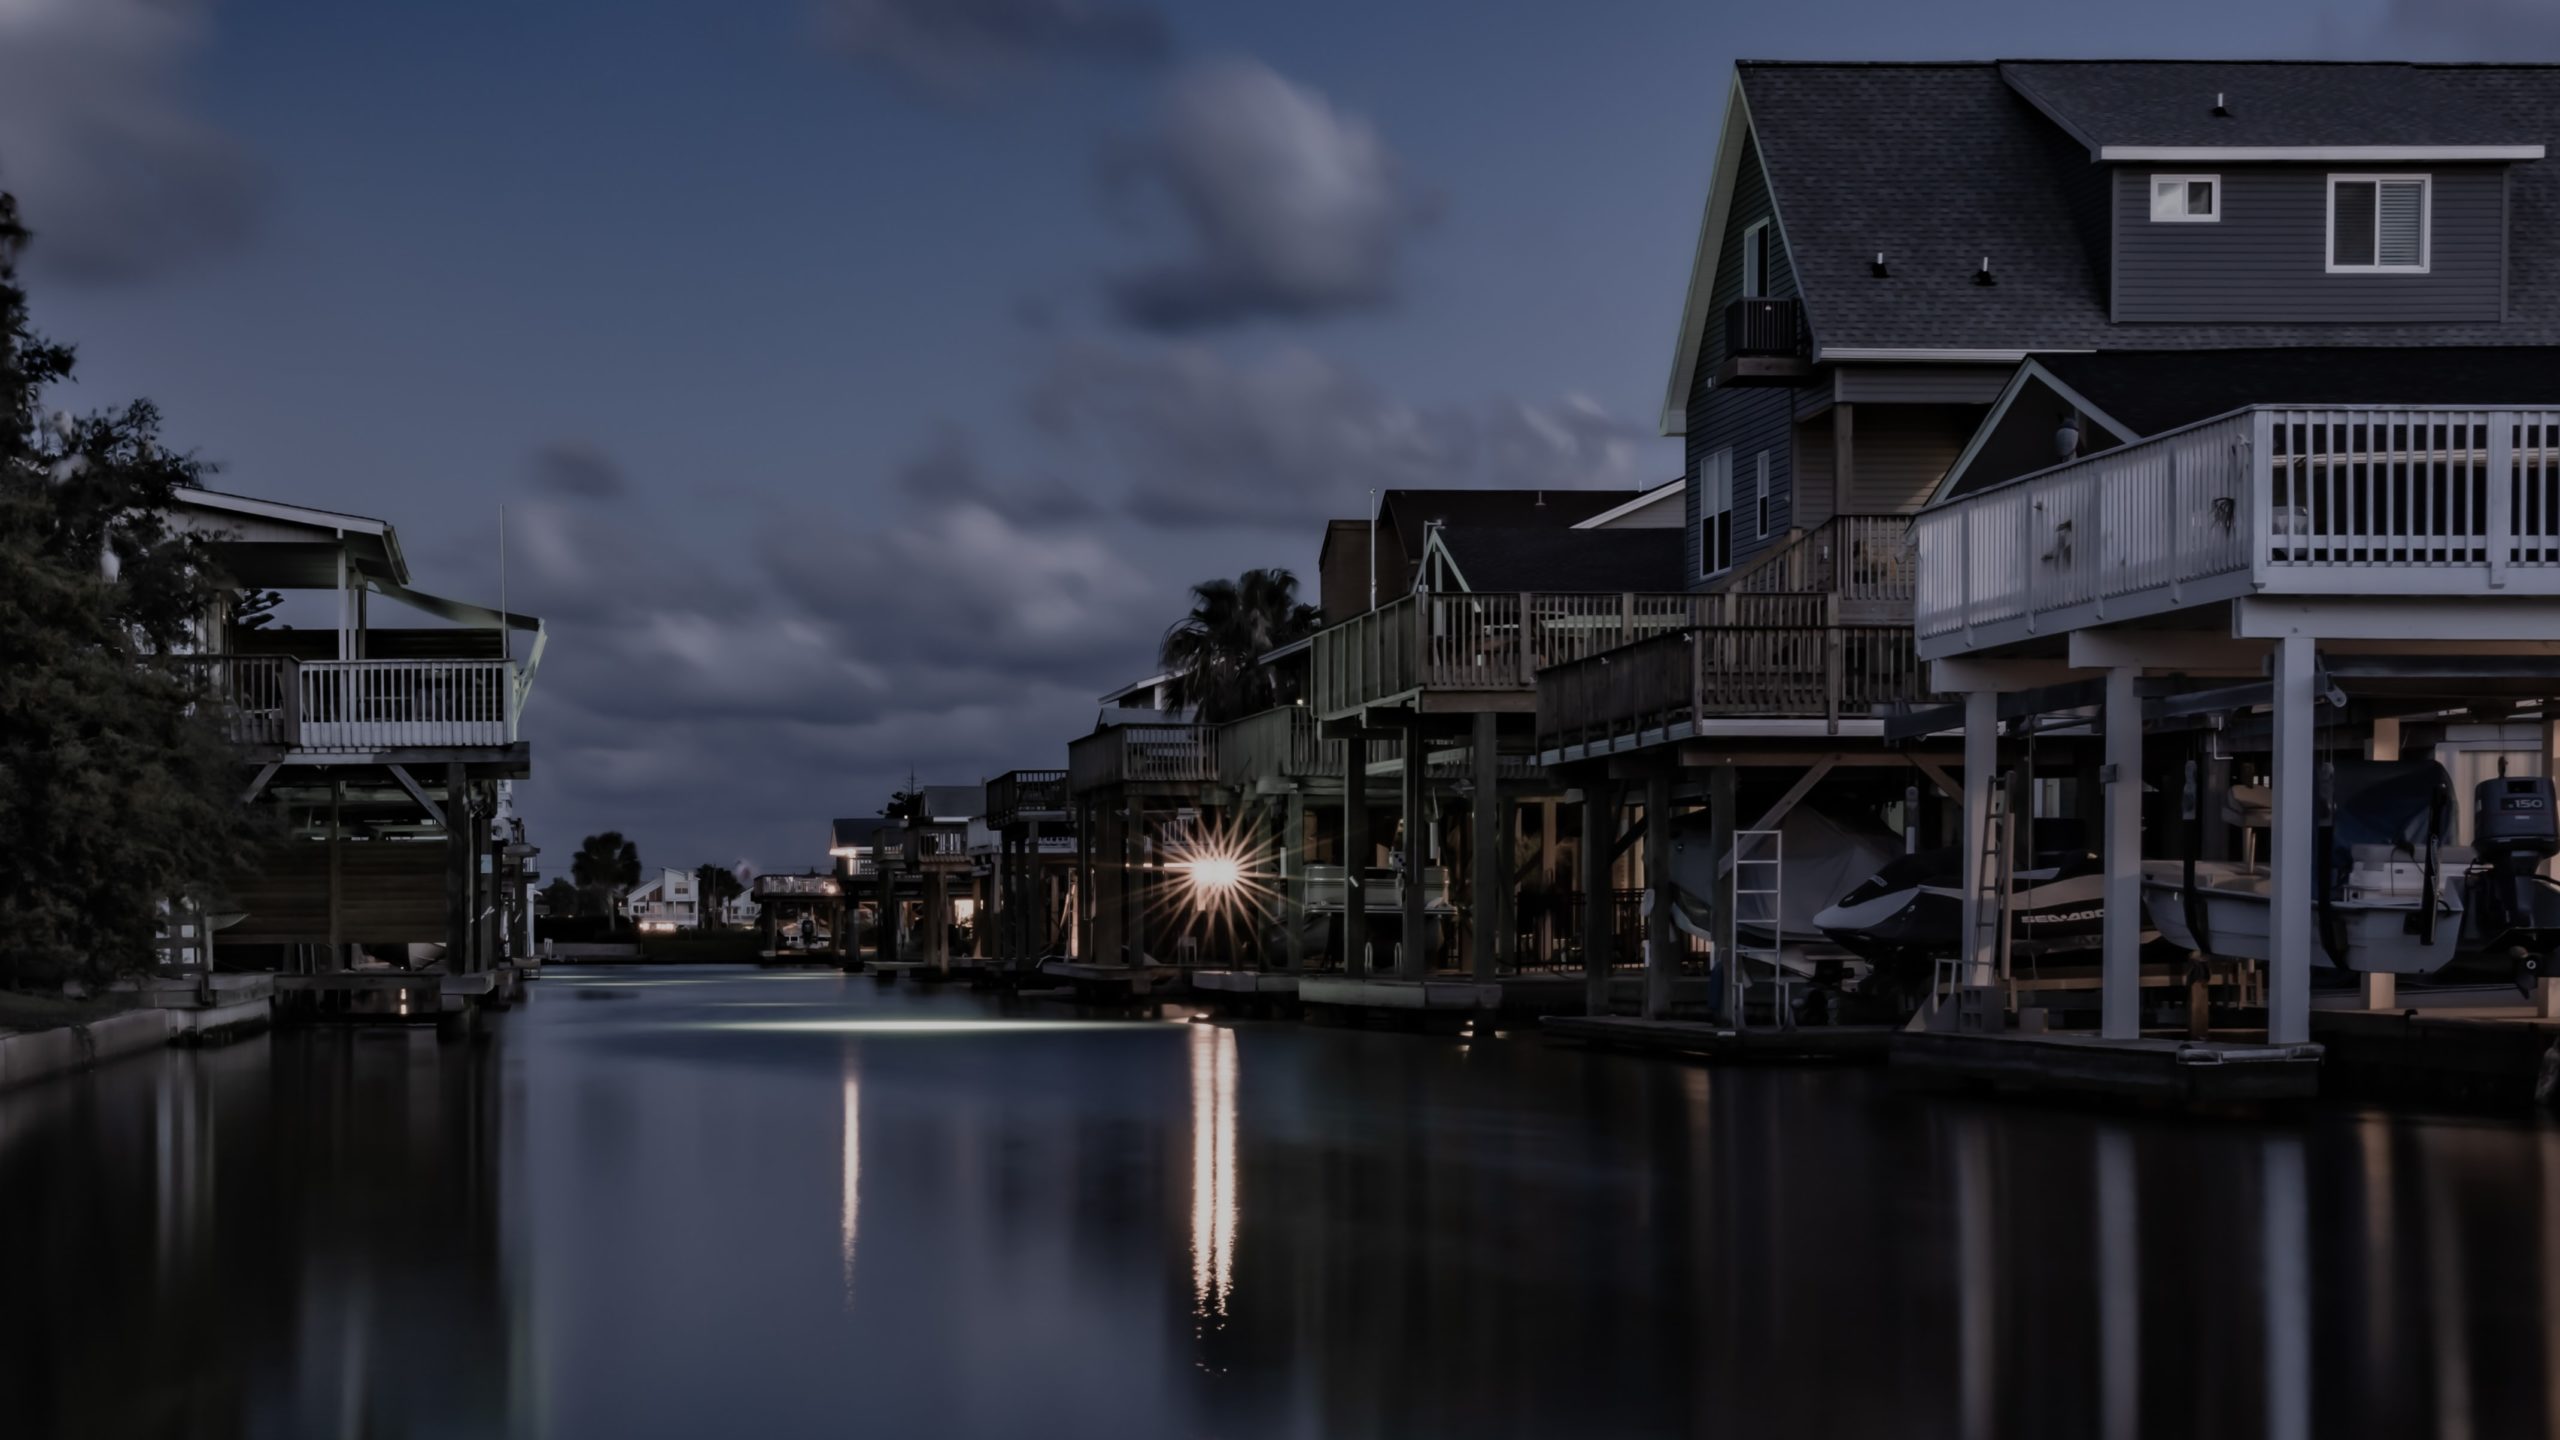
left=1813, top=823, right=2122, bottom=974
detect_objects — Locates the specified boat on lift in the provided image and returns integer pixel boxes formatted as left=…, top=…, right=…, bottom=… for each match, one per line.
left=1812, top=820, right=2123, bottom=974
left=2141, top=759, right=2464, bottom=976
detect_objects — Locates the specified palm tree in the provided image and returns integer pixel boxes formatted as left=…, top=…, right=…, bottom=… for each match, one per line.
left=571, top=831, right=641, bottom=926
left=1159, top=568, right=1321, bottom=724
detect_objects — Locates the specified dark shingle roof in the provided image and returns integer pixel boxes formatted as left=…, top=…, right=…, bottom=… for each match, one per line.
left=1435, top=527, right=1684, bottom=594
left=1736, top=61, right=2560, bottom=353
left=1380, top=488, right=1639, bottom=559
left=2000, top=61, right=2537, bottom=151
left=2036, top=346, right=2560, bottom=436
left=832, top=817, right=892, bottom=850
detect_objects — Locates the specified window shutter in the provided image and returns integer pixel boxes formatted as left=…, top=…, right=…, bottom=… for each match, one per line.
left=2376, top=181, right=2423, bottom=267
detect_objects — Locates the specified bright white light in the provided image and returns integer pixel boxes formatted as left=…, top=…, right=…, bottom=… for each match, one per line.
left=1190, top=855, right=1244, bottom=894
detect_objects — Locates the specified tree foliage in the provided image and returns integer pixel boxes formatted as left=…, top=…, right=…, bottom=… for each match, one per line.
left=569, top=831, right=640, bottom=920
left=1158, top=568, right=1321, bottom=724
left=0, top=193, right=270, bottom=990
left=694, top=862, right=744, bottom=910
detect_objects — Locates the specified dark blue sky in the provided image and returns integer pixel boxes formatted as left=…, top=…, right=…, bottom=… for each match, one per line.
left=5, top=0, right=2537, bottom=871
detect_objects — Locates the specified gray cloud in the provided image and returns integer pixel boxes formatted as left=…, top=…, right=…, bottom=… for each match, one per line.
left=529, top=441, right=630, bottom=502
left=0, top=0, right=257, bottom=283
left=897, top=426, right=1097, bottom=523
left=1029, top=339, right=1662, bottom=527
left=814, top=0, right=1169, bottom=102
left=1104, top=59, right=1434, bottom=331
left=2369, top=0, right=2560, bottom=53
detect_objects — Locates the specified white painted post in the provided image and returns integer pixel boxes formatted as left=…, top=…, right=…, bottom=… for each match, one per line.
left=1959, top=689, right=2000, bottom=990
left=2102, top=666, right=2142, bottom=1040
left=2363, top=718, right=2401, bottom=1012
left=2268, top=635, right=2317, bottom=1046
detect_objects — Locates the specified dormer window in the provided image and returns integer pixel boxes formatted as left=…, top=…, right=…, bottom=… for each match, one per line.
left=2150, top=174, right=2218, bottom=222
left=2328, top=175, right=2429, bottom=273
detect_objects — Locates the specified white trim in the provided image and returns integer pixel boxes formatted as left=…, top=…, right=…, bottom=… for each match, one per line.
left=1661, top=76, right=1756, bottom=436
left=2325, top=173, right=2431, bottom=274
left=2100, top=145, right=2543, bottom=162
left=1741, top=217, right=1772, bottom=298
left=1570, top=477, right=1685, bottom=530
left=2149, top=173, right=2220, bottom=223
left=1811, top=347, right=2073, bottom=364
left=1928, top=359, right=2143, bottom=507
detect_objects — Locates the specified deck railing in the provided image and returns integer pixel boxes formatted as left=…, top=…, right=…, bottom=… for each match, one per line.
left=1218, top=706, right=1344, bottom=785
left=1734, top=513, right=1916, bottom=610
left=1067, top=723, right=1220, bottom=793
left=1311, top=591, right=1741, bottom=718
left=1915, top=405, right=2560, bottom=657
left=178, top=656, right=517, bottom=751
left=1536, top=618, right=1939, bottom=750
left=987, top=769, right=1069, bottom=826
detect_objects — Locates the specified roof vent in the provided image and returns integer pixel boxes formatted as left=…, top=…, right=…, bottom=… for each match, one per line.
left=1872, top=251, right=1890, bottom=278
left=1974, top=256, right=1996, bottom=287
left=2212, top=92, right=2231, bottom=118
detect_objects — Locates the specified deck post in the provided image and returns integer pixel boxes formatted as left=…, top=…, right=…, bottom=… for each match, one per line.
left=1581, top=780, right=1616, bottom=1015
left=1344, top=738, right=1370, bottom=979
left=2268, top=635, right=2316, bottom=1046
left=1400, top=716, right=1428, bottom=980
left=925, top=872, right=948, bottom=973
left=2362, top=719, right=2402, bottom=1010
left=446, top=762, right=471, bottom=975
left=327, top=779, right=344, bottom=969
left=1710, top=764, right=1738, bottom=1026
left=1644, top=768, right=1675, bottom=1019
left=1283, top=788, right=1306, bottom=974
left=2102, top=666, right=2142, bottom=1040
left=1958, top=690, right=2000, bottom=991
left=1470, top=711, right=1501, bottom=982
left=1073, top=801, right=1091, bottom=963
left=1537, top=799, right=1559, bottom=965
left=1125, top=801, right=1147, bottom=970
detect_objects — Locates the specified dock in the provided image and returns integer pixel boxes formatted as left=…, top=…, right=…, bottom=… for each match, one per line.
left=1542, top=1015, right=1894, bottom=1063
left=1890, top=1030, right=2324, bottom=1104
left=1038, top=960, right=1184, bottom=999
left=2312, top=1001, right=2560, bottom=1109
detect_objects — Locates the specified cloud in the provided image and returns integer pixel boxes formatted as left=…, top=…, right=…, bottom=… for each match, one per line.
left=0, top=0, right=256, bottom=283
left=1103, top=60, right=1434, bottom=331
left=814, top=0, right=1169, bottom=102
left=2368, top=0, right=2560, bottom=53
left=1029, top=339, right=1660, bottom=527
left=896, top=425, right=1096, bottom=522
left=528, top=441, right=630, bottom=502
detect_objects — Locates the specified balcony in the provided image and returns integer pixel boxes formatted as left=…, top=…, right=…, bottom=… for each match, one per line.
left=1536, top=602, right=1940, bottom=756
left=904, top=821, right=974, bottom=872
left=986, top=769, right=1069, bottom=827
left=1913, top=406, right=2560, bottom=659
left=1733, top=513, right=1917, bottom=621
left=185, top=655, right=521, bottom=753
left=1309, top=591, right=1717, bottom=720
left=1066, top=723, right=1219, bottom=794
left=1715, top=296, right=1809, bottom=386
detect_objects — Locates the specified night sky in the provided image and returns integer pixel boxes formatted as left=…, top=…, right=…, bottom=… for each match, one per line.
left=5, top=0, right=2540, bottom=874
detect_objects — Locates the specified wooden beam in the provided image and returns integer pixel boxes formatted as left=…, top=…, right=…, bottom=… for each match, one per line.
left=385, top=764, right=446, bottom=827
left=1718, top=758, right=1834, bottom=877
left=242, top=761, right=281, bottom=805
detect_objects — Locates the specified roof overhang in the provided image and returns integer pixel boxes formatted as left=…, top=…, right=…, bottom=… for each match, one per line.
left=1570, top=477, right=1685, bottom=529
left=2095, top=144, right=2545, bottom=163
left=1661, top=72, right=1756, bottom=438
left=170, top=485, right=410, bottom=587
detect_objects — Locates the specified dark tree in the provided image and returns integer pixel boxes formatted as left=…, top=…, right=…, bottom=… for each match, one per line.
left=536, top=878, right=579, bottom=917
left=569, top=831, right=641, bottom=923
left=0, top=193, right=270, bottom=989
left=694, top=862, right=743, bottom=915
left=1158, top=568, right=1321, bottom=724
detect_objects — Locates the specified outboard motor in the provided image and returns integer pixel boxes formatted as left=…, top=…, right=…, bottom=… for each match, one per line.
left=2471, top=775, right=2560, bottom=989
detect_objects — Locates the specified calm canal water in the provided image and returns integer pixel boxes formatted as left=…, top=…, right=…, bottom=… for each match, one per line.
left=2, top=965, right=2555, bottom=1439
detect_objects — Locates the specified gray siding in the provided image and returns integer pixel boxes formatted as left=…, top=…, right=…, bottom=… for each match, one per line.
left=1792, top=417, right=1835, bottom=531
left=1832, top=367, right=2013, bottom=406
left=2113, top=164, right=2506, bottom=325
left=1685, top=131, right=1800, bottom=587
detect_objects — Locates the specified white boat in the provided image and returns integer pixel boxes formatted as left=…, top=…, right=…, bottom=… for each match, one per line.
left=2141, top=764, right=2464, bottom=976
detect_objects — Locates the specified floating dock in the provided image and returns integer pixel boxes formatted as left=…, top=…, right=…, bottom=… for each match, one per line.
left=2313, top=1002, right=2560, bottom=1109
left=1541, top=1015, right=1894, bottom=1063
left=1890, top=1030, right=2324, bottom=1104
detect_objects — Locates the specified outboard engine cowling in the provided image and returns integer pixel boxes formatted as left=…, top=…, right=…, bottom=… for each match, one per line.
left=2475, top=775, right=2559, bottom=875
left=2469, top=776, right=2560, bottom=983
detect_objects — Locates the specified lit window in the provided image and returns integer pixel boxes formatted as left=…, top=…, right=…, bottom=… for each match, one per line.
left=2328, top=175, right=2429, bottom=273
left=2150, top=174, right=2219, bottom=222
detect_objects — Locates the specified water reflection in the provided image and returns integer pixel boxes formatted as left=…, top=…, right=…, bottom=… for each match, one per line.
left=12, top=969, right=2560, bottom=1438
left=1188, top=1022, right=1238, bottom=1328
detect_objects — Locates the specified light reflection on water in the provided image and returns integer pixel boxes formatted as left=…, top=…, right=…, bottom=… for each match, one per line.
left=4, top=964, right=2560, bottom=1439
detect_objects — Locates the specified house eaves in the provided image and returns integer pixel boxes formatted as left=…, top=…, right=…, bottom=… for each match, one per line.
left=2096, top=144, right=2544, bottom=162
left=1570, top=477, right=1684, bottom=529
left=1660, top=73, right=1757, bottom=437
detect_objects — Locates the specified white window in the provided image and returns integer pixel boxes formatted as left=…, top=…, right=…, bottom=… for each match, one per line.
left=1755, top=451, right=1772, bottom=538
left=1742, top=219, right=1771, bottom=298
left=2149, top=174, right=2219, bottom=222
left=2328, top=175, right=2429, bottom=273
left=1699, top=449, right=1734, bottom=578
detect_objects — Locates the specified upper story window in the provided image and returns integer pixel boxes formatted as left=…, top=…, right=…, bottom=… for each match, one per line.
left=1699, top=449, right=1734, bottom=578
left=2328, top=175, right=2430, bottom=273
left=2149, top=174, right=2219, bottom=222
left=1742, top=219, right=1771, bottom=298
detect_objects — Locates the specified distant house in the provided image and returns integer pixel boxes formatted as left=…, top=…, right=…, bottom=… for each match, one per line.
left=1316, top=482, right=1683, bottom=625
left=621, top=867, right=699, bottom=931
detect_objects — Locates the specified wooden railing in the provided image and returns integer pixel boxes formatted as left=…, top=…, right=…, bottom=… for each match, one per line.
left=1735, top=514, right=1916, bottom=608
left=987, top=769, right=1069, bottom=826
left=177, top=656, right=516, bottom=751
left=1311, top=591, right=1732, bottom=717
left=1219, top=706, right=1344, bottom=785
left=1067, top=723, right=1219, bottom=793
left=1536, top=620, right=1939, bottom=750
left=1915, top=405, right=2560, bottom=657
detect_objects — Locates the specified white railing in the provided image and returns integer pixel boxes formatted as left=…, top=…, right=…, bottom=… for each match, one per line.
left=1915, top=406, right=2560, bottom=656
left=297, top=659, right=517, bottom=751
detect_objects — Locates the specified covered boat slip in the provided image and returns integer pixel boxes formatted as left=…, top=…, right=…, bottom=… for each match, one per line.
left=1913, top=401, right=2560, bottom=1094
